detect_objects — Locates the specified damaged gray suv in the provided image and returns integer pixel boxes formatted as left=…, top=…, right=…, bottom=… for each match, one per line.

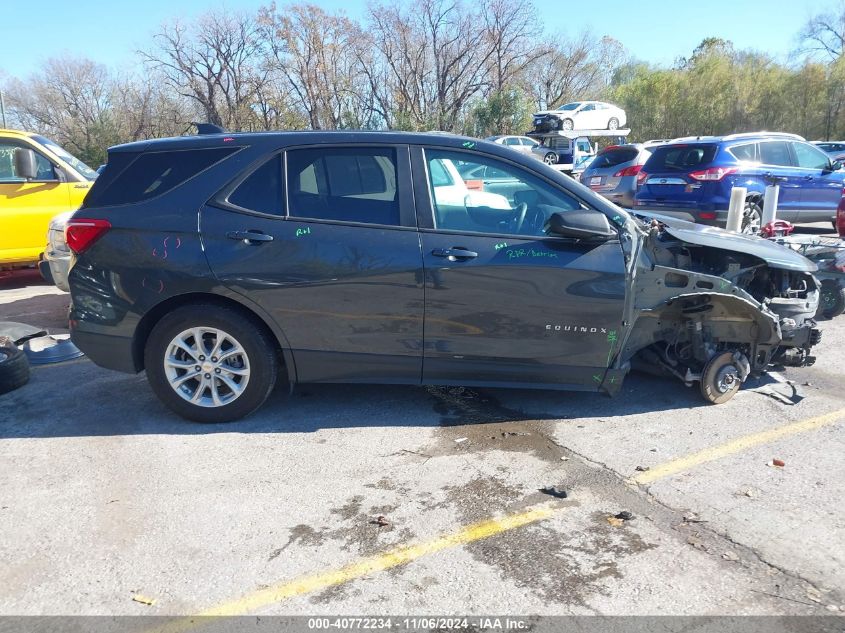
left=66, top=131, right=821, bottom=422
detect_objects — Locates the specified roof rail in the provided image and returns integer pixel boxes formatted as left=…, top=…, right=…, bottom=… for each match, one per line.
left=722, top=131, right=805, bottom=141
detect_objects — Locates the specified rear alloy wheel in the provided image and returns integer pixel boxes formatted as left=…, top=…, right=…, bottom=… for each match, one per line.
left=699, top=352, right=742, bottom=404
left=145, top=305, right=278, bottom=423
left=608, top=117, right=619, bottom=130
left=741, top=198, right=763, bottom=235
left=817, top=279, right=845, bottom=319
left=543, top=152, right=558, bottom=166
left=561, top=118, right=574, bottom=131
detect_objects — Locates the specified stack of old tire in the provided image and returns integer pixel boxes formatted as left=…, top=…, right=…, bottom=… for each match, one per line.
left=0, top=337, right=30, bottom=395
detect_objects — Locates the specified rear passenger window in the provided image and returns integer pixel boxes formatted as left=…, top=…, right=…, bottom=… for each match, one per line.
left=227, top=154, right=283, bottom=215
left=286, top=147, right=400, bottom=226
left=759, top=142, right=793, bottom=167
left=86, top=147, right=237, bottom=206
left=730, top=143, right=758, bottom=162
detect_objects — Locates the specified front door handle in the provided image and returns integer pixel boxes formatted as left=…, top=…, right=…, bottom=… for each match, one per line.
left=804, top=175, right=815, bottom=181
left=432, top=247, right=478, bottom=261
left=227, top=230, right=274, bottom=244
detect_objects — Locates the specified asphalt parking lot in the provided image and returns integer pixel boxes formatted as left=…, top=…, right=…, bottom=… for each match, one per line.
left=1, top=263, right=844, bottom=618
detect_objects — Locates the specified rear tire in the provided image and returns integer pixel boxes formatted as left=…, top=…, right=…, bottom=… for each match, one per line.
left=543, top=152, right=558, bottom=166
left=0, top=345, right=30, bottom=395
left=144, top=304, right=279, bottom=423
left=608, top=117, right=619, bottom=130
left=700, top=352, right=742, bottom=404
left=817, top=279, right=845, bottom=319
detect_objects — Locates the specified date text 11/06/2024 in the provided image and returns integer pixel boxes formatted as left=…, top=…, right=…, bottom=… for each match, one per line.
left=306, top=617, right=531, bottom=630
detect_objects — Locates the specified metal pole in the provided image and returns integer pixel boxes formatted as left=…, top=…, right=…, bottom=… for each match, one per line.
left=762, top=185, right=780, bottom=226
left=0, top=91, right=6, bottom=129
left=726, top=187, right=747, bottom=233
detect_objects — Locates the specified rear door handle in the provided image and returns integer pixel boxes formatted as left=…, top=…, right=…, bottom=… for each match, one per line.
left=227, top=230, right=274, bottom=243
left=432, top=247, right=478, bottom=261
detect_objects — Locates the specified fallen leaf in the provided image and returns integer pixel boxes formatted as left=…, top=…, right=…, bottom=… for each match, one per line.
left=132, top=594, right=156, bottom=606
left=722, top=551, right=739, bottom=561
left=772, top=458, right=785, bottom=467
left=374, top=515, right=389, bottom=527
left=606, top=516, right=624, bottom=527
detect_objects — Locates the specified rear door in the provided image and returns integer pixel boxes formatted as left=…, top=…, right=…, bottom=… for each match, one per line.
left=756, top=140, right=802, bottom=221
left=791, top=141, right=843, bottom=222
left=0, top=139, right=70, bottom=265
left=202, top=144, right=425, bottom=384
left=412, top=146, right=627, bottom=390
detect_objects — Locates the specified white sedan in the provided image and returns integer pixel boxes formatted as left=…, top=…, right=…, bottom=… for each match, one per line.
left=532, top=101, right=627, bottom=133
left=484, top=135, right=541, bottom=155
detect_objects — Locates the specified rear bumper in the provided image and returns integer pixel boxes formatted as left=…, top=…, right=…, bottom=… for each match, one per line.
left=70, top=324, right=138, bottom=374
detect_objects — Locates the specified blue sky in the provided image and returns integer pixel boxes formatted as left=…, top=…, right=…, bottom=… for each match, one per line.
left=0, top=0, right=826, bottom=80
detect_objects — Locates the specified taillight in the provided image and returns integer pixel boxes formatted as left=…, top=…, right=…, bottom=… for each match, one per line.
left=837, top=188, right=845, bottom=237
left=65, top=218, right=111, bottom=254
left=688, top=166, right=738, bottom=181
left=615, top=164, right=643, bottom=178
left=636, top=171, right=648, bottom=187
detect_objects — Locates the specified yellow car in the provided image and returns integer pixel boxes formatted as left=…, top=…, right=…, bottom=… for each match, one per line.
left=0, top=129, right=98, bottom=271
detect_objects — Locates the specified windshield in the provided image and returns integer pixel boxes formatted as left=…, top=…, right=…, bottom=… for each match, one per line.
left=557, top=102, right=581, bottom=111
left=32, top=135, right=98, bottom=180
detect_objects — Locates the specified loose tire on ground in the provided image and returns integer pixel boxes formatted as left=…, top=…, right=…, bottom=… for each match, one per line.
left=144, top=304, right=279, bottom=423
left=0, top=345, right=30, bottom=395
left=817, top=279, right=845, bottom=319
left=700, top=352, right=742, bottom=404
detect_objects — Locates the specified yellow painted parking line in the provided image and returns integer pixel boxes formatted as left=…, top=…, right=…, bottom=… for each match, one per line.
left=149, top=505, right=557, bottom=632
left=150, top=407, right=845, bottom=626
left=633, top=407, right=845, bottom=484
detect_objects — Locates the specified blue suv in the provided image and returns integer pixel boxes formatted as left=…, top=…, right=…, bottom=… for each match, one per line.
left=634, top=133, right=845, bottom=232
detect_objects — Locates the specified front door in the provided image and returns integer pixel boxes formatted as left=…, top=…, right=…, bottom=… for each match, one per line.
left=202, top=145, right=425, bottom=384
left=0, top=140, right=70, bottom=265
left=792, top=141, right=844, bottom=222
left=413, top=147, right=627, bottom=390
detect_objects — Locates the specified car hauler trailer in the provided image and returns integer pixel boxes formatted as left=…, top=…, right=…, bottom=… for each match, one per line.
left=527, top=128, right=632, bottom=175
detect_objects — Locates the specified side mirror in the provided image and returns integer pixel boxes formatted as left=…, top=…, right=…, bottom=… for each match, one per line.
left=832, top=159, right=843, bottom=172
left=546, top=210, right=616, bottom=240
left=14, top=148, right=38, bottom=181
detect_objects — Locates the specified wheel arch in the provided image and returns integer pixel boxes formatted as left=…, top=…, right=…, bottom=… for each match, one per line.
left=132, top=292, right=296, bottom=382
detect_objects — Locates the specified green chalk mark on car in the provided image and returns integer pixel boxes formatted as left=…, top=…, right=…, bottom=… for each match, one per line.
left=506, top=248, right=559, bottom=260
left=606, top=329, right=619, bottom=366
left=296, top=227, right=312, bottom=238
left=593, top=374, right=601, bottom=383
left=462, top=141, right=476, bottom=149
left=612, top=215, right=623, bottom=225
left=495, top=242, right=508, bottom=250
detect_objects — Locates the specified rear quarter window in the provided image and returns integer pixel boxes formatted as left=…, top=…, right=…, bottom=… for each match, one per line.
left=83, top=147, right=238, bottom=208
left=646, top=144, right=717, bottom=171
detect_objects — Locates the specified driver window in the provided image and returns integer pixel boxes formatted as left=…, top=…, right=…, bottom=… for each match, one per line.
left=424, top=149, right=583, bottom=237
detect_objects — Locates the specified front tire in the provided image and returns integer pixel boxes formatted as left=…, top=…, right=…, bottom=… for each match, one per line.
left=561, top=118, right=574, bottom=131
left=700, top=352, right=742, bottom=404
left=144, top=304, right=279, bottom=423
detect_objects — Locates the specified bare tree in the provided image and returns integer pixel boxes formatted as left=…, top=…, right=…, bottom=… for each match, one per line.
left=141, top=10, right=268, bottom=130
left=258, top=3, right=372, bottom=129
left=365, top=0, right=494, bottom=131
left=480, top=0, right=547, bottom=92
left=800, top=1, right=845, bottom=59
left=530, top=33, right=625, bottom=110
